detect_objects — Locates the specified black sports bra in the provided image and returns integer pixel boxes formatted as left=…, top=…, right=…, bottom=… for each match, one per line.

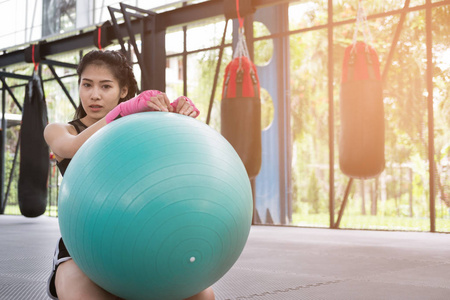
left=56, top=119, right=88, bottom=176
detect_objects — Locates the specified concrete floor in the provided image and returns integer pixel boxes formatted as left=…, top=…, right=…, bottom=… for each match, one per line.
left=1, top=215, right=450, bottom=299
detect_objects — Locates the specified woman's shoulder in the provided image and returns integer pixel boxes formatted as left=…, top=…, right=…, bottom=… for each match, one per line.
left=44, top=122, right=78, bottom=139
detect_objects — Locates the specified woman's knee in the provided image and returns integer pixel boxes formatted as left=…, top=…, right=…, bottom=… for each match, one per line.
left=55, top=260, right=117, bottom=300
left=185, top=287, right=215, bottom=300
left=56, top=260, right=212, bottom=300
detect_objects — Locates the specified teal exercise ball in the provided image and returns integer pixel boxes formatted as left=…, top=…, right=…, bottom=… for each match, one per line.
left=58, top=112, right=253, bottom=300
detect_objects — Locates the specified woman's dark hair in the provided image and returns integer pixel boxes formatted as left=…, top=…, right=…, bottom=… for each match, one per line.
left=74, top=50, right=138, bottom=119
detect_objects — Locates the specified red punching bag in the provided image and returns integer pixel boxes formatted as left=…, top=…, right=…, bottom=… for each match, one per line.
left=221, top=29, right=262, bottom=178
left=339, top=1, right=385, bottom=180
left=339, top=41, right=385, bottom=179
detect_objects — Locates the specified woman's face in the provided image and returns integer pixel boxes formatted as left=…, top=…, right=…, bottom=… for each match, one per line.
left=79, top=63, right=128, bottom=124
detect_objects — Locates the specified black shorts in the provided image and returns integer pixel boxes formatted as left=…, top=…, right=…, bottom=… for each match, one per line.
left=47, top=237, right=72, bottom=299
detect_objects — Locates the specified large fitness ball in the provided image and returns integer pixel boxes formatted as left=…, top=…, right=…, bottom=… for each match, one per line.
left=58, top=112, right=253, bottom=300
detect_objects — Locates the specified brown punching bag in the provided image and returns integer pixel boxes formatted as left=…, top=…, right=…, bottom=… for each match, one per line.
left=221, top=32, right=262, bottom=178
left=339, top=41, right=385, bottom=179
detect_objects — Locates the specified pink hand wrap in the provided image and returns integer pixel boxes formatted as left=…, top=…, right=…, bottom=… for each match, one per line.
left=170, top=96, right=200, bottom=118
left=105, top=90, right=162, bottom=123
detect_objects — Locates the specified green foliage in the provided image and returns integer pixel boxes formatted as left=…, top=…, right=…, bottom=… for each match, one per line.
left=306, top=170, right=321, bottom=213
left=289, top=0, right=450, bottom=230
left=253, top=22, right=273, bottom=66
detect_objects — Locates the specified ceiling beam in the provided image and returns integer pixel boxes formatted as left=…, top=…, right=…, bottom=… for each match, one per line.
left=0, top=0, right=289, bottom=68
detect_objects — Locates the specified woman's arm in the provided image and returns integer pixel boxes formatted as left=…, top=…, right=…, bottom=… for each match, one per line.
left=44, top=90, right=168, bottom=160
left=44, top=92, right=198, bottom=161
left=44, top=118, right=107, bottom=161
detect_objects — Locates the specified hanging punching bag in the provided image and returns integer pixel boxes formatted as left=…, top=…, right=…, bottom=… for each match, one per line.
left=18, top=72, right=49, bottom=217
left=339, top=41, right=385, bottom=179
left=221, top=32, right=262, bottom=178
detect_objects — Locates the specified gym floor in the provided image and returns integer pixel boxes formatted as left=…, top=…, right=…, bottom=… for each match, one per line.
left=1, top=215, right=449, bottom=300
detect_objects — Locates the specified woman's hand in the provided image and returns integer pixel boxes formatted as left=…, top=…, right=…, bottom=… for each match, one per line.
left=105, top=90, right=173, bottom=123
left=146, top=92, right=173, bottom=113
left=170, top=96, right=200, bottom=118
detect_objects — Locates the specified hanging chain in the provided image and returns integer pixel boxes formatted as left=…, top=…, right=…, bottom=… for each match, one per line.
left=233, top=0, right=251, bottom=71
left=352, top=0, right=373, bottom=52
left=234, top=27, right=251, bottom=72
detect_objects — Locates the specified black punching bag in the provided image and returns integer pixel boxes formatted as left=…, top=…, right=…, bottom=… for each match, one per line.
left=339, top=41, right=385, bottom=179
left=221, top=55, right=262, bottom=178
left=18, top=72, right=49, bottom=217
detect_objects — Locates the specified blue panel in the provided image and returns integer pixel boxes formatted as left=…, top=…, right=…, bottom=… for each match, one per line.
left=254, top=5, right=288, bottom=224
left=255, top=83, right=281, bottom=224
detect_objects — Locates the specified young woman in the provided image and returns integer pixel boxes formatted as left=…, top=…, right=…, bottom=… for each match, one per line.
left=45, top=50, right=214, bottom=300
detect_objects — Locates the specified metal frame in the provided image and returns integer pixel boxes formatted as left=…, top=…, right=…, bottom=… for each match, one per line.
left=47, top=65, right=77, bottom=109
left=0, top=77, right=23, bottom=112
left=0, top=74, right=24, bottom=214
left=108, top=3, right=158, bottom=89
left=328, top=0, right=335, bottom=228
left=0, top=0, right=286, bottom=69
left=0, top=80, right=5, bottom=214
left=206, top=19, right=229, bottom=125
left=425, top=0, right=436, bottom=232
